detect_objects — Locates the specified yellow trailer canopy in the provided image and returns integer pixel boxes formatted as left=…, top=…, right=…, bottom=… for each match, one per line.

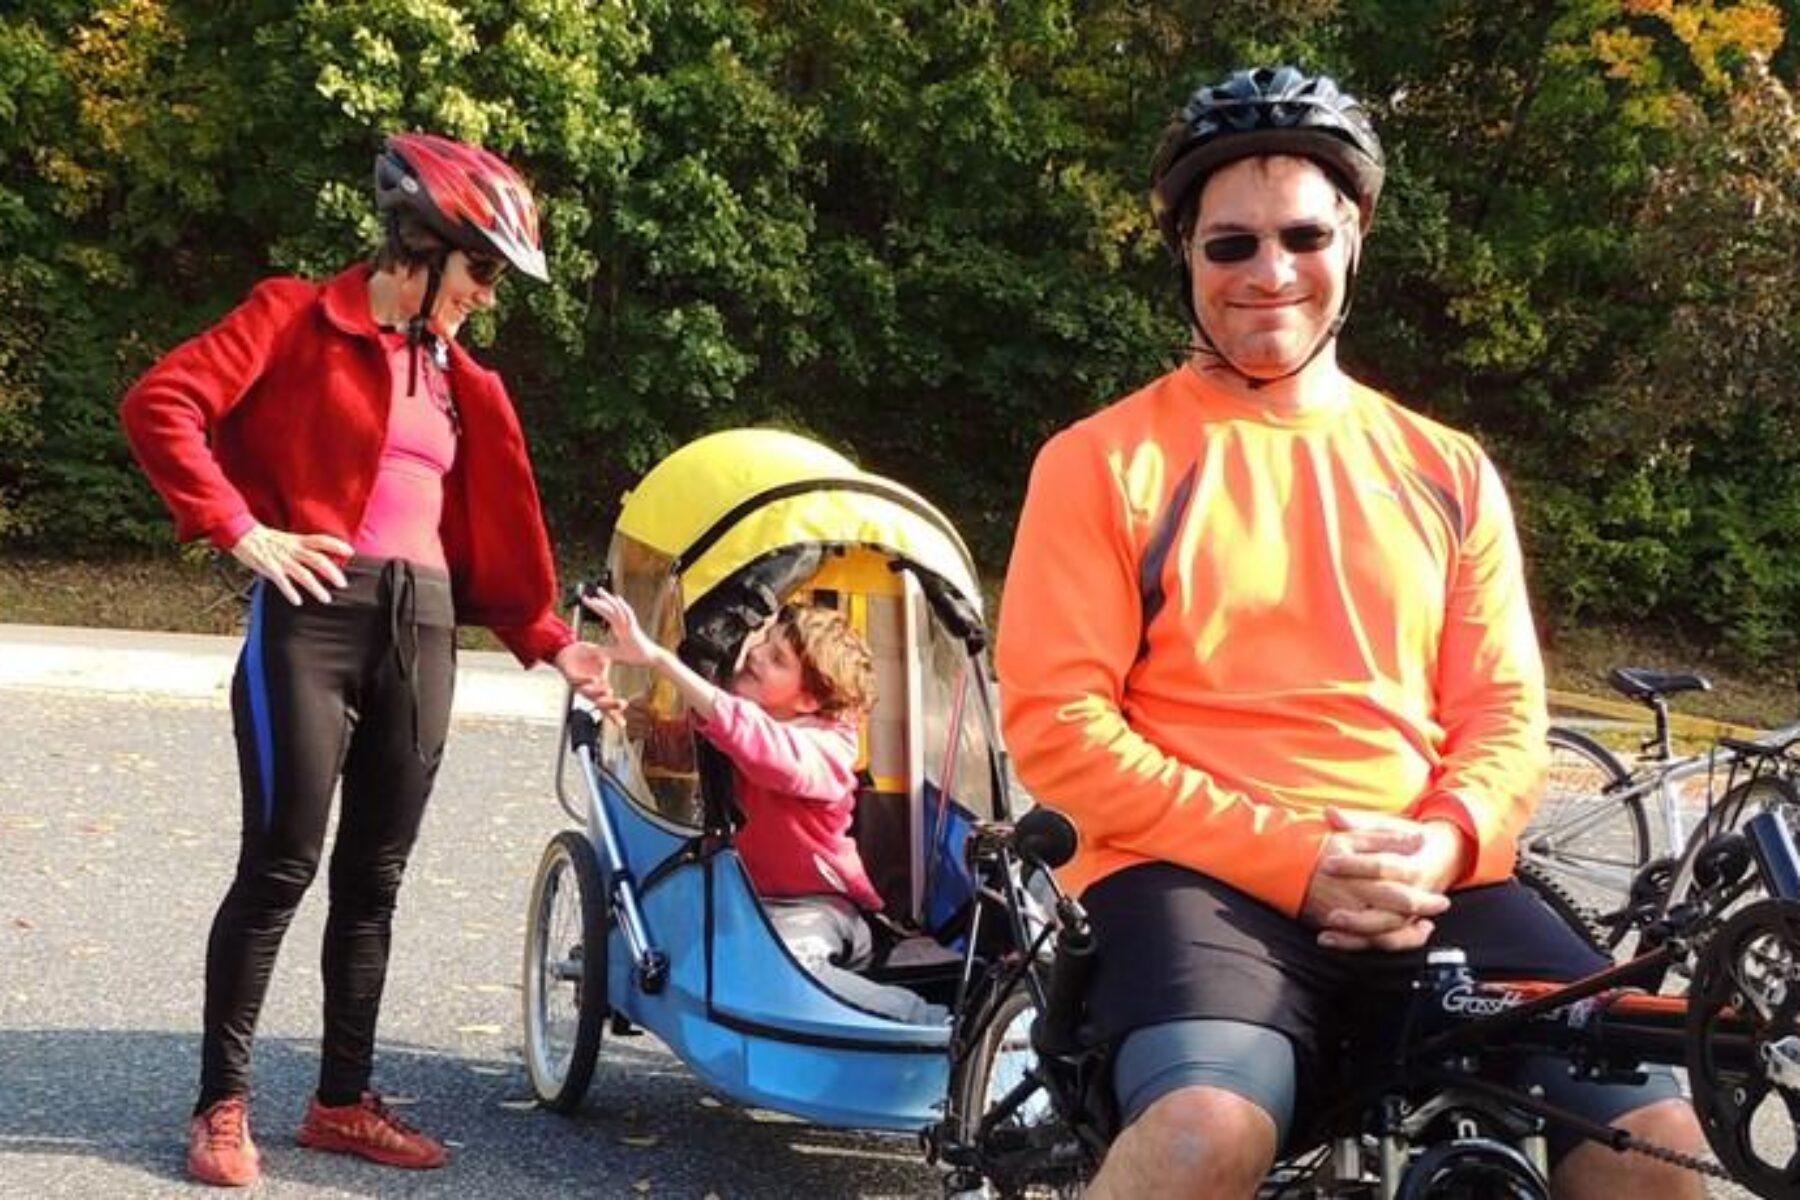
left=613, top=428, right=982, bottom=612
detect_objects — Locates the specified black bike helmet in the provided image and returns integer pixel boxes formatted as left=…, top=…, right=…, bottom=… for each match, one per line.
left=1149, top=66, right=1386, bottom=386
left=1151, top=66, right=1385, bottom=255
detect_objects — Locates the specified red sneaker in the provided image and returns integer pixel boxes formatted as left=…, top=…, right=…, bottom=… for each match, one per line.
left=186, top=1095, right=259, bottom=1187
left=296, top=1092, right=447, bottom=1169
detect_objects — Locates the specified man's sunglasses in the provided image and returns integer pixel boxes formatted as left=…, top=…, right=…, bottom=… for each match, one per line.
left=463, top=253, right=508, bottom=286
left=1196, top=221, right=1343, bottom=265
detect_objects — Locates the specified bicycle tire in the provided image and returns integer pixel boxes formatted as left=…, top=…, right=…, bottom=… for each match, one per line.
left=1394, top=1139, right=1548, bottom=1200
left=1517, top=727, right=1643, bottom=946
left=522, top=830, right=609, bottom=1113
left=1514, top=857, right=1610, bottom=959
left=948, top=986, right=1089, bottom=1199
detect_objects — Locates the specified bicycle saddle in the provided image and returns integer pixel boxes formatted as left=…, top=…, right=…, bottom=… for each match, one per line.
left=1608, top=667, right=1712, bottom=701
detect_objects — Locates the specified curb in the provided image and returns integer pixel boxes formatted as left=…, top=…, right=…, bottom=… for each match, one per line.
left=0, top=623, right=568, bottom=725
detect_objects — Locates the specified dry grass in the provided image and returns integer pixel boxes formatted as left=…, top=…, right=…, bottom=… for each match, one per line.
left=1544, top=621, right=1797, bottom=730
left=0, top=552, right=248, bottom=635
left=0, top=553, right=506, bottom=650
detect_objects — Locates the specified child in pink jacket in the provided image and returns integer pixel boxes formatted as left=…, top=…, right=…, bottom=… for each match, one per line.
left=583, top=589, right=939, bottom=1023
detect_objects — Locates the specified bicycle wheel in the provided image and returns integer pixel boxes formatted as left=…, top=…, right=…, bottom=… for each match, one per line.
left=1394, top=1139, right=1548, bottom=1199
left=522, top=830, right=609, bottom=1113
left=1516, top=727, right=1643, bottom=945
left=1662, top=774, right=1800, bottom=920
left=1514, top=858, right=1609, bottom=958
left=947, top=986, right=1090, bottom=1199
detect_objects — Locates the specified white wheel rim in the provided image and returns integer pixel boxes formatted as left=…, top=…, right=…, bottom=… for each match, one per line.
left=526, top=850, right=586, bottom=1092
left=985, top=1005, right=1052, bottom=1126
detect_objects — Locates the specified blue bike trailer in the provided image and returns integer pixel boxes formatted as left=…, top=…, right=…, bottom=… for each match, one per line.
left=526, top=428, right=1022, bottom=1129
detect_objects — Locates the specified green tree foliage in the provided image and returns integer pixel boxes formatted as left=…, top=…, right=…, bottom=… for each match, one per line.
left=0, top=10, right=71, bottom=541
left=1334, top=0, right=1796, bottom=661
left=1, top=1, right=1797, bottom=664
left=1601, top=54, right=1800, bottom=661
left=761, top=0, right=1170, bottom=562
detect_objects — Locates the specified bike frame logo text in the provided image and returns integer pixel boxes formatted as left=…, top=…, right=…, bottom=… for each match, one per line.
left=1440, top=983, right=1525, bottom=1018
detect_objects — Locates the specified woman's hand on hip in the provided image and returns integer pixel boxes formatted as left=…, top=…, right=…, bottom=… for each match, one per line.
left=229, top=523, right=352, bottom=606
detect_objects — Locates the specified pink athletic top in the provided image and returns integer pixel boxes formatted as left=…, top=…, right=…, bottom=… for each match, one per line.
left=696, top=692, right=884, bottom=911
left=352, top=334, right=458, bottom=569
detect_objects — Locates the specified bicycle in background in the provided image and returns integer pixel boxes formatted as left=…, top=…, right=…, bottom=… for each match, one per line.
left=1519, top=666, right=1800, bottom=949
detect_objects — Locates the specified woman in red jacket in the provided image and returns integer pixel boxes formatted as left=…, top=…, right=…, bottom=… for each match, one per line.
left=121, top=134, right=611, bottom=1188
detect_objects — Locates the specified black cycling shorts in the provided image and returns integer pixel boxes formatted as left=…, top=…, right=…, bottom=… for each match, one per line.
left=1084, top=862, right=1683, bottom=1157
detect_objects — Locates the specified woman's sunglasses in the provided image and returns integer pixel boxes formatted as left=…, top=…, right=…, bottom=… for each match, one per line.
left=463, top=253, right=508, bottom=286
left=1196, top=221, right=1343, bottom=265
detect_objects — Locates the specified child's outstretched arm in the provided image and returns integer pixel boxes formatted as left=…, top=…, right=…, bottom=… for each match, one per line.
left=583, top=589, right=856, bottom=801
left=582, top=588, right=723, bottom=723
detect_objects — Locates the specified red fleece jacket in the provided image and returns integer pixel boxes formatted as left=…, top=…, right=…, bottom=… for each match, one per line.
left=120, top=264, right=574, bottom=666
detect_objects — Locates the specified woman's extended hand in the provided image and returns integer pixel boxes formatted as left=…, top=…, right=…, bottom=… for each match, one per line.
left=552, top=641, right=621, bottom=709
left=580, top=588, right=661, bottom=668
left=229, top=523, right=352, bottom=605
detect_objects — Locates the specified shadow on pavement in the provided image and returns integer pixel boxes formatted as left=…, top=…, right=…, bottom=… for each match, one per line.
left=0, top=1028, right=939, bottom=1197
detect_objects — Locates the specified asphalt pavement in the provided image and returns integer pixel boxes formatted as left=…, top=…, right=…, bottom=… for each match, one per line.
left=0, top=624, right=942, bottom=1199
left=0, top=624, right=1763, bottom=1199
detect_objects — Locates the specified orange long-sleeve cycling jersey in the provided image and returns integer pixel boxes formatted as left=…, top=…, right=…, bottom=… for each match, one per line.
left=996, top=366, right=1547, bottom=916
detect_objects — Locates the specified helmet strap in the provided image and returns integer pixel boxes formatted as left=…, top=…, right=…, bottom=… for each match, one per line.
left=1182, top=248, right=1360, bottom=392
left=405, top=253, right=449, bottom=398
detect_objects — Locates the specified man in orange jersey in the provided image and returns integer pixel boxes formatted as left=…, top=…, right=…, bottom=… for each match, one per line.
left=996, top=66, right=1701, bottom=1199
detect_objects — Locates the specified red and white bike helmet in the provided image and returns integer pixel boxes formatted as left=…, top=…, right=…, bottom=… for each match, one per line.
left=375, top=132, right=549, bottom=282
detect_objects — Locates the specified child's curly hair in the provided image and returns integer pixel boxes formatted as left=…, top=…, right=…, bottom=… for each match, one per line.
left=772, top=604, right=877, bottom=718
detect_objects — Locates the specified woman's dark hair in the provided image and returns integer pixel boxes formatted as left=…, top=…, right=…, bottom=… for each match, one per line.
left=371, top=211, right=451, bottom=275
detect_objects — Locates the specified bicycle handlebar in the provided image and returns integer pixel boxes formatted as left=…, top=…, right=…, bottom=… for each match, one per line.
left=1012, top=807, right=1078, bottom=870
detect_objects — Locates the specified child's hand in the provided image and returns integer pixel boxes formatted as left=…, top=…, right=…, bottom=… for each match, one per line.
left=580, top=588, right=660, bottom=667
left=623, top=697, right=657, bottom=740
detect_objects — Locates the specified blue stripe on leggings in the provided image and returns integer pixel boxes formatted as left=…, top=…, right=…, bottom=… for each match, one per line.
left=244, top=582, right=276, bottom=829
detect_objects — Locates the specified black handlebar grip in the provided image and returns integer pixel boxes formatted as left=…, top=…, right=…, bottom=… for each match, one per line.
left=567, top=707, right=599, bottom=754
left=1014, top=807, right=1079, bottom=870
left=563, top=569, right=615, bottom=609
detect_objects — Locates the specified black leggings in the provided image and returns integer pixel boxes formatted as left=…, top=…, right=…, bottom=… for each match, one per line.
left=200, top=558, right=455, bottom=1108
